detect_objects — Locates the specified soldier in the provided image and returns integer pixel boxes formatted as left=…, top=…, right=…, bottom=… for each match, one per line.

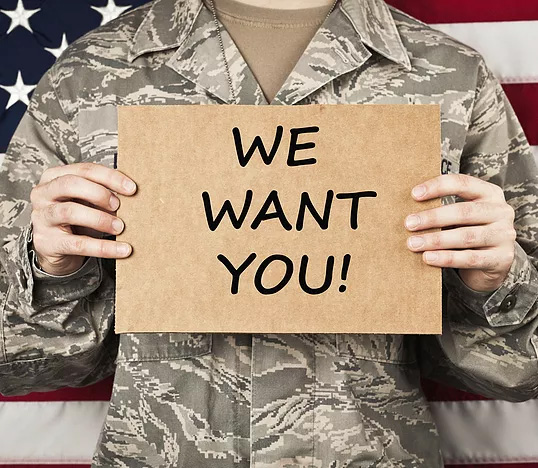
left=0, top=0, right=537, bottom=466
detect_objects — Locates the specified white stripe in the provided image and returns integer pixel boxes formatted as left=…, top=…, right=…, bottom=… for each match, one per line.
left=432, top=21, right=538, bottom=84
left=0, top=401, right=108, bottom=464
left=0, top=399, right=537, bottom=464
left=431, top=399, right=538, bottom=465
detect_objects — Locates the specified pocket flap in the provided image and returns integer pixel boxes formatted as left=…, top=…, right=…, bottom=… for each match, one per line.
left=117, top=333, right=212, bottom=362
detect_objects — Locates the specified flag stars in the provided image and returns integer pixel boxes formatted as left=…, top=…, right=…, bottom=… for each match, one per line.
left=91, top=0, right=130, bottom=25
left=0, top=72, right=36, bottom=110
left=45, top=34, right=69, bottom=59
left=1, top=0, right=39, bottom=34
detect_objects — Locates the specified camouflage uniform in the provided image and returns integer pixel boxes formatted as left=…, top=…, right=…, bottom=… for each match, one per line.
left=1, top=0, right=537, bottom=465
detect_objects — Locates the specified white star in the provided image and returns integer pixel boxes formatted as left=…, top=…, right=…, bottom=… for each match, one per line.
left=0, top=71, right=36, bottom=110
left=1, top=0, right=39, bottom=34
left=91, top=0, right=130, bottom=25
left=45, top=33, right=69, bottom=59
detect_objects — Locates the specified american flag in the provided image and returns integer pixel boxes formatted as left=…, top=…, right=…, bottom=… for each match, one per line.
left=0, top=0, right=537, bottom=466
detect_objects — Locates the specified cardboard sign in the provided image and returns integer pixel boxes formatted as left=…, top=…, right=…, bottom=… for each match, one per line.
left=115, top=104, right=442, bottom=334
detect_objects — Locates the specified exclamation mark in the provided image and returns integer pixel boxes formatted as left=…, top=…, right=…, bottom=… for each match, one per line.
left=338, top=254, right=351, bottom=292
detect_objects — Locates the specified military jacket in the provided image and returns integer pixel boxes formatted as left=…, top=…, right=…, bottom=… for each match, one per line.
left=0, top=0, right=537, bottom=466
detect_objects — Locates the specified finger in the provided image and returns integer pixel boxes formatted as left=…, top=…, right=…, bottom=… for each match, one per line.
left=412, top=174, right=505, bottom=202
left=405, top=201, right=510, bottom=231
left=54, top=234, right=132, bottom=259
left=32, top=175, right=120, bottom=211
left=40, top=202, right=124, bottom=236
left=39, top=163, right=136, bottom=196
left=407, top=225, right=515, bottom=252
left=421, top=248, right=503, bottom=270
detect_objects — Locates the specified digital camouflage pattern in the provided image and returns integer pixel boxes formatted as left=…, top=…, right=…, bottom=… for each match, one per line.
left=1, top=0, right=537, bottom=465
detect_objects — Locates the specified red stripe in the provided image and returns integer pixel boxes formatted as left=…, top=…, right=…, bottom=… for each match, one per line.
left=0, top=375, right=114, bottom=402
left=385, top=0, right=538, bottom=24
left=503, top=83, right=538, bottom=146
left=421, top=378, right=489, bottom=401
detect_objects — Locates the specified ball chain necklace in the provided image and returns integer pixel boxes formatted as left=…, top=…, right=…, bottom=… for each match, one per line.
left=207, top=0, right=340, bottom=103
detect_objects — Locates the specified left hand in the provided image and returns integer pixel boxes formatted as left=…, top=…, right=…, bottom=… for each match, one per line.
left=405, top=174, right=516, bottom=292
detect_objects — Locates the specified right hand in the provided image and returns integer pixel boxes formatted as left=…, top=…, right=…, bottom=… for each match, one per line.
left=30, top=162, right=137, bottom=276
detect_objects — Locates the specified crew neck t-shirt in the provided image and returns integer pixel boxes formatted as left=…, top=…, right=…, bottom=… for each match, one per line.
left=204, top=0, right=333, bottom=102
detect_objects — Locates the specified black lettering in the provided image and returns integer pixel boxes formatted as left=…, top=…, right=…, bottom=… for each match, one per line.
left=251, top=190, right=292, bottom=231
left=296, top=191, right=333, bottom=231
left=299, top=255, right=334, bottom=295
left=254, top=254, right=293, bottom=295
left=232, top=126, right=283, bottom=167
left=336, top=191, right=377, bottom=230
left=202, top=190, right=253, bottom=231
left=287, top=126, right=319, bottom=167
left=217, top=253, right=257, bottom=294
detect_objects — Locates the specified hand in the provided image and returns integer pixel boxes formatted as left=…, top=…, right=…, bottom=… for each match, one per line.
left=405, top=174, right=516, bottom=292
left=30, top=163, right=137, bottom=276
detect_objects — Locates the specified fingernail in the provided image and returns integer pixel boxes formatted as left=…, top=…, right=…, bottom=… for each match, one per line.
left=123, top=179, right=136, bottom=193
left=424, top=251, right=438, bottom=262
left=412, top=185, right=426, bottom=198
left=117, top=243, right=131, bottom=256
left=408, top=236, right=424, bottom=249
left=112, top=218, right=124, bottom=233
left=109, top=195, right=120, bottom=211
left=405, top=215, right=421, bottom=229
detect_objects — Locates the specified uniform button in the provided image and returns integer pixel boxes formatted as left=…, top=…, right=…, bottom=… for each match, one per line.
left=500, top=294, right=517, bottom=312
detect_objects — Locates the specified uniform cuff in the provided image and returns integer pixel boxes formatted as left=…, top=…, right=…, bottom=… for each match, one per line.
left=443, top=241, right=538, bottom=327
left=29, top=249, right=96, bottom=282
left=2, top=225, right=102, bottom=309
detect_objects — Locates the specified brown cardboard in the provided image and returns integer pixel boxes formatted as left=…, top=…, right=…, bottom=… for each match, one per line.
left=115, top=104, right=442, bottom=334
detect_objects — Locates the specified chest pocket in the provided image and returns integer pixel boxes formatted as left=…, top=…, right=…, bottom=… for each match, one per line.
left=117, top=333, right=213, bottom=362
left=77, top=105, right=118, bottom=167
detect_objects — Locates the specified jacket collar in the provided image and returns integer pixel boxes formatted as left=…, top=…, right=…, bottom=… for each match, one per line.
left=128, top=0, right=411, bottom=104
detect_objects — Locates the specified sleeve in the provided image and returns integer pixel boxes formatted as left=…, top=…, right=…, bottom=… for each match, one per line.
left=418, top=59, right=538, bottom=401
left=0, top=68, right=118, bottom=396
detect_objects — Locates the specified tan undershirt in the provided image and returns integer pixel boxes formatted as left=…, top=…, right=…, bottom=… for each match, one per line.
left=206, top=0, right=332, bottom=102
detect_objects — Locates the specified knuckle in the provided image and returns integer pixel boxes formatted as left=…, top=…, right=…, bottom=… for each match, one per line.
left=444, top=252, right=454, bottom=267
left=430, top=233, right=442, bottom=249
left=56, top=202, right=73, bottom=222
left=97, top=241, right=110, bottom=257
left=39, top=167, right=56, bottom=184
left=95, top=210, right=110, bottom=230
left=30, top=186, right=39, bottom=205
left=457, top=173, right=470, bottom=189
left=504, top=203, right=516, bottom=221
left=508, top=228, right=517, bottom=242
left=463, top=229, right=477, bottom=247
left=45, top=203, right=59, bottom=222
left=54, top=174, right=76, bottom=193
left=78, top=162, right=94, bottom=177
left=492, top=183, right=505, bottom=199
left=459, top=202, right=473, bottom=220
left=60, top=237, right=84, bottom=255
left=468, top=251, right=481, bottom=267
left=505, top=248, right=515, bottom=265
